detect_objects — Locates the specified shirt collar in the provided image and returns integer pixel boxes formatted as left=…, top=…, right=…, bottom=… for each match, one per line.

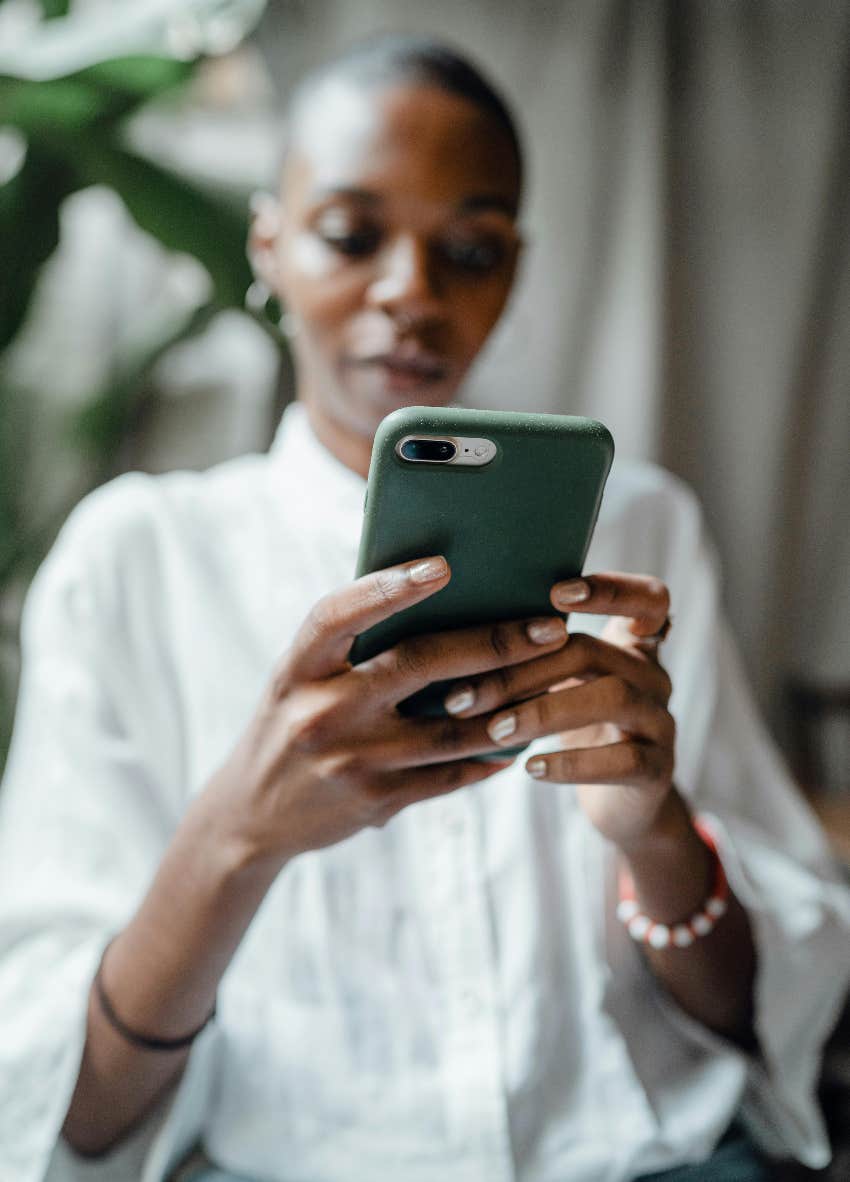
left=267, top=400, right=366, bottom=538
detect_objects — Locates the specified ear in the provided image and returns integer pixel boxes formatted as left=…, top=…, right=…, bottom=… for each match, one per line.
left=247, top=192, right=283, bottom=291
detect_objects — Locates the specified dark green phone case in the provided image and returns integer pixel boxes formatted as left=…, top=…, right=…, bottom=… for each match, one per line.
left=349, top=406, right=614, bottom=727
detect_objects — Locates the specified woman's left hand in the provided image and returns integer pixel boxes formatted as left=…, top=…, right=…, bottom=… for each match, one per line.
left=445, top=572, right=676, bottom=850
left=448, top=571, right=757, bottom=1049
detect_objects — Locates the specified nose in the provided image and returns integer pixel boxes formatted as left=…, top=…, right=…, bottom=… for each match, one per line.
left=366, top=234, right=443, bottom=326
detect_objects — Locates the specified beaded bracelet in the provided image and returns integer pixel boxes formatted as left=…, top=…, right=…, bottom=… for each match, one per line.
left=94, top=943, right=216, bottom=1052
left=616, top=817, right=729, bottom=950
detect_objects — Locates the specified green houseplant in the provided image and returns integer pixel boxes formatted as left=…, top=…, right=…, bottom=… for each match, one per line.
left=0, top=0, right=273, bottom=764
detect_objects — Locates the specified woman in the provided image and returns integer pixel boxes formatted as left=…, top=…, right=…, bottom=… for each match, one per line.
left=1, top=35, right=848, bottom=1182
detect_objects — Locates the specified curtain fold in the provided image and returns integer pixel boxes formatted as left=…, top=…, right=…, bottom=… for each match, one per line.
left=255, top=0, right=850, bottom=736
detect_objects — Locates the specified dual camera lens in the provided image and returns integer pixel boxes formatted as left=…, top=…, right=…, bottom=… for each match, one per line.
left=399, top=438, right=457, bottom=463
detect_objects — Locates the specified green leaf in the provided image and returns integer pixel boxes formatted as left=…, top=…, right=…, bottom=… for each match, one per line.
left=0, top=76, right=117, bottom=130
left=0, top=386, right=40, bottom=579
left=80, top=56, right=194, bottom=98
left=38, top=0, right=71, bottom=19
left=0, top=58, right=194, bottom=134
left=0, top=146, right=78, bottom=352
left=67, top=138, right=253, bottom=308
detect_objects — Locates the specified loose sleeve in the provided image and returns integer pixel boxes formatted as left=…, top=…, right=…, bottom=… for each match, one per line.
left=0, top=479, right=214, bottom=1182
left=672, top=619, right=850, bottom=1164
left=643, top=476, right=850, bottom=1166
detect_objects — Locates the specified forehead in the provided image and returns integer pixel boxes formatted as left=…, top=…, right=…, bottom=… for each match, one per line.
left=282, top=78, right=520, bottom=212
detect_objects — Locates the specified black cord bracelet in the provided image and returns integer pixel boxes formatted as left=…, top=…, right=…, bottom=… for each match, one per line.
left=94, top=946, right=216, bottom=1053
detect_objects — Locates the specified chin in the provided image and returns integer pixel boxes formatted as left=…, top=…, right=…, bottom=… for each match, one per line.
left=342, top=377, right=461, bottom=434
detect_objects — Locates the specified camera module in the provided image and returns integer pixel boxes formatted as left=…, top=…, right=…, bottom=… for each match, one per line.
left=399, top=438, right=457, bottom=463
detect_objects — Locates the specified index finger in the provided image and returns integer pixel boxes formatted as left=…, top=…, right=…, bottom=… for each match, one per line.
left=550, top=572, right=670, bottom=639
left=353, top=614, right=568, bottom=706
left=283, top=557, right=450, bottom=686
left=444, top=630, right=672, bottom=720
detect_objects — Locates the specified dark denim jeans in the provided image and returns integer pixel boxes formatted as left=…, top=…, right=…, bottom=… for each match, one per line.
left=634, top=1122, right=771, bottom=1181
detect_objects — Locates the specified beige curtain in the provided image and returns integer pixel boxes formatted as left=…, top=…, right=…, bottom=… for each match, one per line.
left=254, top=0, right=850, bottom=740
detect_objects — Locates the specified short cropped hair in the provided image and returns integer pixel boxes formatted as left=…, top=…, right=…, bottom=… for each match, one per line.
left=284, top=33, right=523, bottom=200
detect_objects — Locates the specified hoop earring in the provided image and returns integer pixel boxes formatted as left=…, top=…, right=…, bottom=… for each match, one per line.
left=245, top=279, right=283, bottom=330
left=279, top=310, right=299, bottom=339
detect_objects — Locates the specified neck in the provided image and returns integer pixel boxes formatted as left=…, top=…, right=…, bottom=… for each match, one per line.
left=298, top=398, right=373, bottom=480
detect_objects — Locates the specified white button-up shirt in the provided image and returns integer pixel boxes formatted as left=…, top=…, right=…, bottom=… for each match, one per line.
left=1, top=401, right=849, bottom=1182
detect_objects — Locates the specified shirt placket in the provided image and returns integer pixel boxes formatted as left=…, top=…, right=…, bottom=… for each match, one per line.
left=421, top=790, right=515, bottom=1182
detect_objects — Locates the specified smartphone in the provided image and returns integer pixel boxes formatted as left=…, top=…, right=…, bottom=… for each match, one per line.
left=349, top=405, right=614, bottom=737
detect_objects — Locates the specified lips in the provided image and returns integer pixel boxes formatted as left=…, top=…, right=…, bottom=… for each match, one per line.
left=349, top=346, right=450, bottom=384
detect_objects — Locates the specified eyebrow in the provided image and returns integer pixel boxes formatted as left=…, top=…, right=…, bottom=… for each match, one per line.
left=313, top=186, right=518, bottom=218
left=458, top=194, right=518, bottom=217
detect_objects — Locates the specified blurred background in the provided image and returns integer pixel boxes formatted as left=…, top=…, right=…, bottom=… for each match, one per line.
left=1, top=0, right=849, bottom=815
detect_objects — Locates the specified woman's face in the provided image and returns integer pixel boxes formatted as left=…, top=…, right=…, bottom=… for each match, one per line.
left=253, top=78, right=522, bottom=446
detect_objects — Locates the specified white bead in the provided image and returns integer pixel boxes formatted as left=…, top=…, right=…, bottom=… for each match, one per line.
left=617, top=899, right=639, bottom=922
left=691, top=912, right=714, bottom=937
left=648, top=924, right=671, bottom=949
left=628, top=915, right=652, bottom=940
left=706, top=896, right=728, bottom=919
left=672, top=925, right=695, bottom=948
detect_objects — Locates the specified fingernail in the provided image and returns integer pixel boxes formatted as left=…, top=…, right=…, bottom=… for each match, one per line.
left=552, top=579, right=590, bottom=606
left=409, top=557, right=448, bottom=584
left=526, top=617, right=567, bottom=644
left=445, top=686, right=475, bottom=714
left=488, top=714, right=517, bottom=742
left=526, top=758, right=547, bottom=778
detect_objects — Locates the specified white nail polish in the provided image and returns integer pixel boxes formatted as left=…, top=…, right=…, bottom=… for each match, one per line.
left=553, top=579, right=590, bottom=605
left=409, top=557, right=448, bottom=584
left=527, top=618, right=566, bottom=644
left=489, top=714, right=517, bottom=742
left=526, top=759, right=547, bottom=778
left=445, top=687, right=475, bottom=715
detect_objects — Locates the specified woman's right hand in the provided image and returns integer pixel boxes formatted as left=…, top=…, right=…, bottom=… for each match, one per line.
left=61, top=555, right=567, bottom=1158
left=204, top=555, right=568, bottom=870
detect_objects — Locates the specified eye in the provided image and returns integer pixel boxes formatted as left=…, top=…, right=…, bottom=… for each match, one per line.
left=322, top=228, right=381, bottom=257
left=439, top=235, right=507, bottom=273
left=314, top=208, right=381, bottom=258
